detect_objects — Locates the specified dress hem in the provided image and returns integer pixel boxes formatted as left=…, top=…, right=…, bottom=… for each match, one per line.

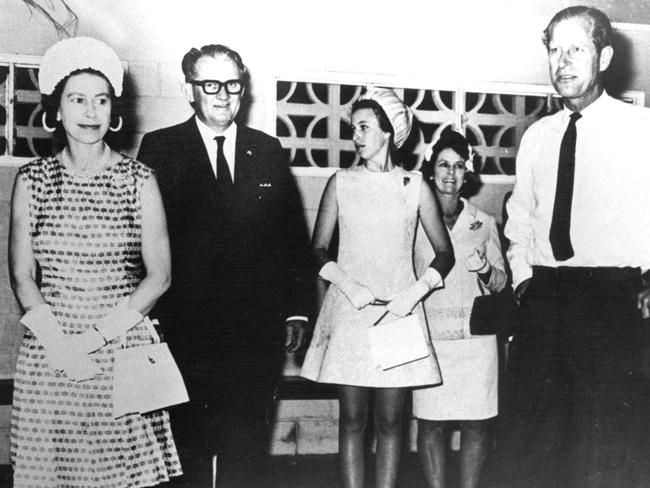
left=301, top=374, right=442, bottom=389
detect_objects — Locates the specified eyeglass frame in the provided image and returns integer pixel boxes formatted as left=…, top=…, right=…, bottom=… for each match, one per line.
left=187, top=79, right=244, bottom=95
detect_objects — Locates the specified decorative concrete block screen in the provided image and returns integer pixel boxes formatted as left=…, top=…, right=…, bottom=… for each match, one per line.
left=0, top=54, right=131, bottom=159
left=276, top=76, right=645, bottom=175
left=0, top=57, right=52, bottom=158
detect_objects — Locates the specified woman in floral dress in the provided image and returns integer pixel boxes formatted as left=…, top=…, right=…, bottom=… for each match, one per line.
left=8, top=37, right=181, bottom=487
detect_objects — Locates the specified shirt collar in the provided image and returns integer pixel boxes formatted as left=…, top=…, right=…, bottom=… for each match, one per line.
left=194, top=115, right=238, bottom=148
left=560, top=90, right=611, bottom=122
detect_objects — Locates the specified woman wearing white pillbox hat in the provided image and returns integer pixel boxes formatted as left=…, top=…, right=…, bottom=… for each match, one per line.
left=358, top=85, right=413, bottom=151
left=38, top=37, right=127, bottom=141
left=8, top=37, right=181, bottom=487
left=302, top=86, right=454, bottom=488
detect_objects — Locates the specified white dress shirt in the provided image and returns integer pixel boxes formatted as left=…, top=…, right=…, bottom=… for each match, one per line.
left=194, top=116, right=237, bottom=182
left=505, top=92, right=650, bottom=289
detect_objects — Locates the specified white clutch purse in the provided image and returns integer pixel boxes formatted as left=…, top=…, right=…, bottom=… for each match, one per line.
left=112, top=317, right=189, bottom=418
left=368, top=312, right=430, bottom=370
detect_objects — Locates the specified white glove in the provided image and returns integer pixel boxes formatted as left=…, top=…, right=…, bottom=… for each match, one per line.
left=319, top=261, right=375, bottom=309
left=66, top=328, right=106, bottom=355
left=57, top=354, right=102, bottom=382
left=386, top=267, right=443, bottom=317
left=20, top=304, right=100, bottom=381
left=466, top=248, right=490, bottom=274
left=63, top=301, right=144, bottom=356
left=93, top=301, right=144, bottom=343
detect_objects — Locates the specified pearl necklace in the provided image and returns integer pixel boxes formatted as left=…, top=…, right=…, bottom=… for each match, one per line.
left=61, top=142, right=112, bottom=174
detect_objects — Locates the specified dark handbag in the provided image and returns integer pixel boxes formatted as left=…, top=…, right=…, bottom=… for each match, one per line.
left=469, top=280, right=517, bottom=337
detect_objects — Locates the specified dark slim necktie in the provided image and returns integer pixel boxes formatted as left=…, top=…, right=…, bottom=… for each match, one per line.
left=549, top=111, right=581, bottom=261
left=214, top=135, right=233, bottom=189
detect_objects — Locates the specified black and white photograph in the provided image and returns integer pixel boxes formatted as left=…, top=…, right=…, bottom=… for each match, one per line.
left=1, top=1, right=650, bottom=487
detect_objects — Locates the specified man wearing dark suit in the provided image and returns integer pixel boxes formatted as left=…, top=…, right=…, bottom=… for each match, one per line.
left=137, top=44, right=312, bottom=486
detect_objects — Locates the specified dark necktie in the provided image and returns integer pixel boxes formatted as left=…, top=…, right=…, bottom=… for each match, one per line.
left=549, top=111, right=581, bottom=261
left=214, top=135, right=233, bottom=190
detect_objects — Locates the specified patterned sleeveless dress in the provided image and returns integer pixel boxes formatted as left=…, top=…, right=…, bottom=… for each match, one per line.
left=301, top=166, right=441, bottom=387
left=10, top=156, right=181, bottom=487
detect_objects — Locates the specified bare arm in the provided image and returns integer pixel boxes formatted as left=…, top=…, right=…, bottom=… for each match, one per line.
left=10, top=176, right=101, bottom=379
left=418, top=182, right=454, bottom=278
left=311, top=173, right=339, bottom=271
left=69, top=174, right=171, bottom=349
left=310, top=173, right=376, bottom=309
left=125, top=174, right=171, bottom=315
left=8, top=173, right=46, bottom=311
left=384, top=181, right=454, bottom=317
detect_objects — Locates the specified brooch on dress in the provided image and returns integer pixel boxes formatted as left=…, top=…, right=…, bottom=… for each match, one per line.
left=469, top=220, right=483, bottom=231
left=403, top=176, right=410, bottom=186
left=111, top=172, right=134, bottom=189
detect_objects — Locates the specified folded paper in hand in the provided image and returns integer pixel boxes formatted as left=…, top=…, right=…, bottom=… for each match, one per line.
left=368, top=314, right=430, bottom=370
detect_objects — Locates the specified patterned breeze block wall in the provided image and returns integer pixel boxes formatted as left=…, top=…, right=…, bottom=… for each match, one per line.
left=1, top=63, right=52, bottom=157
left=275, top=80, right=569, bottom=174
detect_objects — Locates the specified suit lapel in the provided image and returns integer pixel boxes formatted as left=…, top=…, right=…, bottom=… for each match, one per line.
left=183, top=117, right=217, bottom=197
left=234, top=126, right=257, bottom=187
left=183, top=117, right=218, bottom=189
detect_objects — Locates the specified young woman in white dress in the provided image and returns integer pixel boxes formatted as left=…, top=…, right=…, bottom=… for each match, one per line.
left=302, top=87, right=454, bottom=488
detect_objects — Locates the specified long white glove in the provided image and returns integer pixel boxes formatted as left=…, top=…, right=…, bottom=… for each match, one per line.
left=66, top=302, right=144, bottom=355
left=319, top=261, right=375, bottom=309
left=386, top=267, right=443, bottom=317
left=95, top=302, right=143, bottom=341
left=20, top=304, right=101, bottom=381
left=466, top=248, right=490, bottom=274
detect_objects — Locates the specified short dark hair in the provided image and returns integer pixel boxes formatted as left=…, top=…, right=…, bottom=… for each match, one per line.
left=350, top=98, right=395, bottom=147
left=181, top=44, right=249, bottom=86
left=542, top=6, right=612, bottom=53
left=428, top=126, right=470, bottom=163
left=421, top=127, right=481, bottom=198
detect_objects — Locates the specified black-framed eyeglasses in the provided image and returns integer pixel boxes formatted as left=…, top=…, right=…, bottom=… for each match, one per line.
left=188, top=79, right=243, bottom=95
